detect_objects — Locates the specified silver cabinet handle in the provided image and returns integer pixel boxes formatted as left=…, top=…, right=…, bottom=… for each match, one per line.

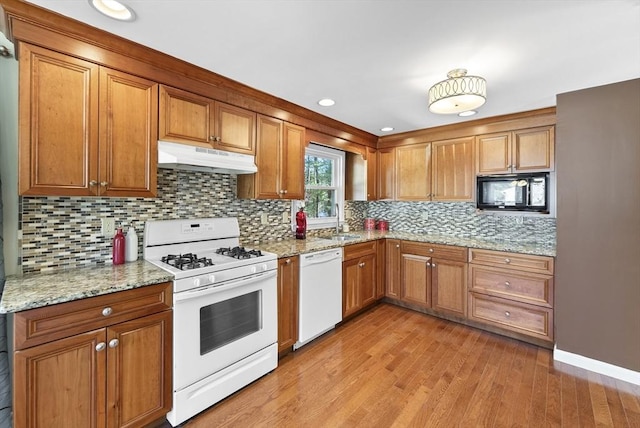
left=505, top=311, right=511, bottom=317
left=431, top=263, right=436, bottom=268
left=359, top=262, right=365, bottom=268
left=102, top=307, right=112, bottom=316
left=89, top=180, right=98, bottom=186
left=96, top=342, right=106, bottom=352
left=209, top=136, right=221, bottom=142
left=505, top=281, right=511, bottom=287
left=285, top=258, right=291, bottom=264
left=504, top=258, right=511, bottom=264
left=426, top=262, right=431, bottom=267
left=396, top=244, right=400, bottom=248
left=109, top=339, right=119, bottom=348
left=429, top=248, right=434, bottom=253
left=100, top=181, right=108, bottom=187
left=283, top=190, right=288, bottom=194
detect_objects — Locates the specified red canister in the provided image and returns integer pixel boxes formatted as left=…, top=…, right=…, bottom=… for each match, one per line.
left=364, top=218, right=375, bottom=230
left=376, top=220, right=389, bottom=231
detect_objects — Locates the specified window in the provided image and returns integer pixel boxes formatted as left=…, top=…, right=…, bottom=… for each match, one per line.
left=295, top=144, right=344, bottom=229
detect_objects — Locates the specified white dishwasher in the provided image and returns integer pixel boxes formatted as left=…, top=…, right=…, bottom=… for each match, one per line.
left=294, top=247, right=343, bottom=350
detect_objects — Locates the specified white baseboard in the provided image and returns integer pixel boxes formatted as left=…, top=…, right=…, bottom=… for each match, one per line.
left=554, top=346, right=640, bottom=386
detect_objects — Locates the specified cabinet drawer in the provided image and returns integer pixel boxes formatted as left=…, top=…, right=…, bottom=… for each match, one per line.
left=469, top=265, right=553, bottom=307
left=468, top=293, right=553, bottom=341
left=401, top=242, right=467, bottom=262
left=14, top=282, right=172, bottom=350
left=343, top=241, right=377, bottom=261
left=469, top=249, right=554, bottom=274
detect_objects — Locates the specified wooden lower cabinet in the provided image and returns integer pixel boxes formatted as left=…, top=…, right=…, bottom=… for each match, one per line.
left=12, top=283, right=173, bottom=428
left=401, top=253, right=431, bottom=307
left=385, top=239, right=402, bottom=298
left=343, top=242, right=377, bottom=318
left=431, top=258, right=467, bottom=317
left=277, top=256, right=299, bottom=354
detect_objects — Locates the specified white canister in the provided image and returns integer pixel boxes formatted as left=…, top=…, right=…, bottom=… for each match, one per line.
left=125, top=227, right=139, bottom=262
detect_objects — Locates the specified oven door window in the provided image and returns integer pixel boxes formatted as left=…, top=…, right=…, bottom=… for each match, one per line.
left=200, top=290, right=262, bottom=355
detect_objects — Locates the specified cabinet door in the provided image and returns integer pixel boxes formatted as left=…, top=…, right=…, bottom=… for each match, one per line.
left=376, top=240, right=386, bottom=299
left=377, top=148, right=396, bottom=200
left=396, top=143, right=431, bottom=200
left=213, top=101, right=256, bottom=155
left=14, top=329, right=107, bottom=428
left=366, top=147, right=378, bottom=201
left=385, top=239, right=402, bottom=298
left=281, top=122, right=306, bottom=199
left=342, top=258, right=361, bottom=318
left=106, top=310, right=172, bottom=428
left=99, top=68, right=158, bottom=197
left=253, top=115, right=282, bottom=199
left=432, top=136, right=474, bottom=201
left=277, top=257, right=299, bottom=353
left=19, top=43, right=99, bottom=196
left=431, top=258, right=467, bottom=317
left=513, top=126, right=555, bottom=172
left=158, top=85, right=213, bottom=146
left=358, top=254, right=377, bottom=308
left=476, top=132, right=511, bottom=174
left=401, top=254, right=431, bottom=308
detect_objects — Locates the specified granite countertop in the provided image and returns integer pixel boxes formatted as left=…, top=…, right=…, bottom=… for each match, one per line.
left=245, top=230, right=556, bottom=259
left=0, top=260, right=173, bottom=314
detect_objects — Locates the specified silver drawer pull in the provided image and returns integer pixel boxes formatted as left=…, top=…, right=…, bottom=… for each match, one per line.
left=504, top=258, right=511, bottom=264
left=96, top=342, right=106, bottom=352
left=102, top=307, right=112, bottom=316
left=109, top=339, right=119, bottom=348
left=504, top=311, right=511, bottom=317
left=505, top=281, right=511, bottom=287
left=429, top=248, right=434, bottom=253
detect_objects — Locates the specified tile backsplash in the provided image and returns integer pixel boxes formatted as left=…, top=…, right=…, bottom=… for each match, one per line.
left=19, top=170, right=555, bottom=273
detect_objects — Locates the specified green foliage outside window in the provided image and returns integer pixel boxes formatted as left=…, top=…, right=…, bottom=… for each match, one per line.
left=305, top=155, right=336, bottom=218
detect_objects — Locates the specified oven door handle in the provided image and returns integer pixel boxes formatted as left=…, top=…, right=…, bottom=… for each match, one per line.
left=174, top=270, right=277, bottom=303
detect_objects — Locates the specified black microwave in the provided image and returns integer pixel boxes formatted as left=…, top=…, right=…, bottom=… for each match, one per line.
left=476, top=173, right=549, bottom=213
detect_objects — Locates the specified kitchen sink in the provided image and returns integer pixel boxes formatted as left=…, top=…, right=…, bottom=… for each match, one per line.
left=320, top=234, right=361, bottom=241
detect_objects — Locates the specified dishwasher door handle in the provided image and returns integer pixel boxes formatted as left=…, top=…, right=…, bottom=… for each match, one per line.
left=301, top=253, right=342, bottom=267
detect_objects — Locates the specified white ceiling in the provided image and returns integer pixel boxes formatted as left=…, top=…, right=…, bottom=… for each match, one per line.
left=22, top=0, right=640, bottom=136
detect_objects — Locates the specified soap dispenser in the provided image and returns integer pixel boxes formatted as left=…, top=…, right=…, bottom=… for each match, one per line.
left=125, top=227, right=138, bottom=262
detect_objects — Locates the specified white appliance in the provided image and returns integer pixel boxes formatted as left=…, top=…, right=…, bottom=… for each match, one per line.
left=294, top=248, right=343, bottom=350
left=143, top=218, right=278, bottom=426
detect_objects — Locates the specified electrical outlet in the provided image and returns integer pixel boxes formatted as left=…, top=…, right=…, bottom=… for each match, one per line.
left=101, top=217, right=115, bottom=236
left=260, top=213, right=268, bottom=225
left=345, top=209, right=352, bottom=219
left=282, top=212, right=289, bottom=223
left=515, top=216, right=524, bottom=225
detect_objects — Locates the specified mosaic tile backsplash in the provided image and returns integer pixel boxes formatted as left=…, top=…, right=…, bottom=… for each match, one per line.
left=19, top=169, right=555, bottom=273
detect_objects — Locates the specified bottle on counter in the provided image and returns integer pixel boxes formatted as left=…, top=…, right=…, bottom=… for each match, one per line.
left=295, top=207, right=307, bottom=240
left=113, top=228, right=125, bottom=265
left=125, top=227, right=138, bottom=262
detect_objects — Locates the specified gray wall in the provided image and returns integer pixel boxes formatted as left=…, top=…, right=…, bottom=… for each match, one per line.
left=556, top=79, right=640, bottom=371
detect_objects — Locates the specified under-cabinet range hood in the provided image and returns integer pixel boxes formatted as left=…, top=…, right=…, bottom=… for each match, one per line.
left=157, top=140, right=258, bottom=175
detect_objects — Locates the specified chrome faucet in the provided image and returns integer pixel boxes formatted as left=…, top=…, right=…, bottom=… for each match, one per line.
left=335, top=203, right=340, bottom=234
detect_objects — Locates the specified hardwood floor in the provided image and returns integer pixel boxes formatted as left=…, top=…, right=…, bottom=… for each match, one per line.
left=174, top=303, right=640, bottom=427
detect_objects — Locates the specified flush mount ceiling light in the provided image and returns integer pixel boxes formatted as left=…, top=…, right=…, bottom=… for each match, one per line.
left=380, top=127, right=394, bottom=132
left=428, top=69, right=486, bottom=114
left=317, top=98, right=335, bottom=107
left=458, top=110, right=477, bottom=117
left=89, top=0, right=136, bottom=21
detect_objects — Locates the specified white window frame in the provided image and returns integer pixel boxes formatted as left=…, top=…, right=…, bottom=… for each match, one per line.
left=292, top=143, right=345, bottom=230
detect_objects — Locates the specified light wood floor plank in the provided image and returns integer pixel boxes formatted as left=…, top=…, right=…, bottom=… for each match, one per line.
left=172, top=303, right=639, bottom=428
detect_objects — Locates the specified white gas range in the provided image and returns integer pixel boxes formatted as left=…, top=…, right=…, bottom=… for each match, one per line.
left=143, top=217, right=278, bottom=426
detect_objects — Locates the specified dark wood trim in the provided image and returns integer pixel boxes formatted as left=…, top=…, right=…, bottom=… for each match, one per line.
left=1, top=0, right=378, bottom=147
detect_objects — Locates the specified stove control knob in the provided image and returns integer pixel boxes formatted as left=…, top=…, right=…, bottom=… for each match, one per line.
left=193, top=278, right=201, bottom=288
left=208, top=274, right=216, bottom=283
left=250, top=266, right=257, bottom=274
left=262, top=263, right=268, bottom=271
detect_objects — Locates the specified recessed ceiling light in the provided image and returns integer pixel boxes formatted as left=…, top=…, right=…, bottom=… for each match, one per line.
left=89, top=0, right=136, bottom=21
left=380, top=127, right=394, bottom=132
left=318, top=98, right=335, bottom=107
left=458, top=110, right=477, bottom=117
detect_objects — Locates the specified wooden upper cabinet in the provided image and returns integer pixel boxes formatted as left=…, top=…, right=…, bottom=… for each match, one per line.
left=377, top=148, right=396, bottom=200
left=346, top=147, right=377, bottom=201
left=18, top=43, right=157, bottom=197
left=366, top=147, right=378, bottom=201
left=431, top=136, right=475, bottom=201
left=476, top=126, right=555, bottom=174
left=396, top=143, right=431, bottom=201
left=19, top=43, right=99, bottom=196
left=99, top=67, right=158, bottom=197
left=237, top=115, right=305, bottom=199
left=158, top=85, right=256, bottom=155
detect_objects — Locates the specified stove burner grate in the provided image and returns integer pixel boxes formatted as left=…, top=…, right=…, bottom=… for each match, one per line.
left=215, top=246, right=263, bottom=259
left=161, top=253, right=214, bottom=271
